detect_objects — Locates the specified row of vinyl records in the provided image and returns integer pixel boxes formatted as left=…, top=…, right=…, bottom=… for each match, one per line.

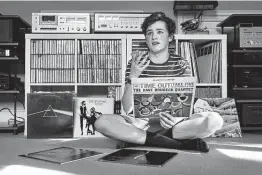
left=78, top=54, right=121, bottom=83
left=179, top=41, right=222, bottom=83
left=29, top=40, right=222, bottom=84
left=30, top=68, right=122, bottom=83
left=30, top=39, right=122, bottom=55
left=30, top=54, right=122, bottom=83
left=30, top=53, right=121, bottom=69
left=195, top=87, right=221, bottom=98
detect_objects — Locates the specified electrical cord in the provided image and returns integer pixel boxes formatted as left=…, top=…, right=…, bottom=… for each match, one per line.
left=14, top=82, right=25, bottom=109
left=8, top=117, right=25, bottom=125
left=0, top=107, right=25, bottom=125
left=16, top=95, right=25, bottom=109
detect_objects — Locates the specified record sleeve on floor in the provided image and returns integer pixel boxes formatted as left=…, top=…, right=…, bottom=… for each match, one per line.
left=20, top=147, right=103, bottom=164
left=27, top=92, right=75, bottom=138
left=98, top=149, right=177, bottom=167
left=193, top=97, right=242, bottom=137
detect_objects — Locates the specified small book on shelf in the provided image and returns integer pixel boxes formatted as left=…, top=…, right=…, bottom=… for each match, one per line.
left=131, top=77, right=196, bottom=132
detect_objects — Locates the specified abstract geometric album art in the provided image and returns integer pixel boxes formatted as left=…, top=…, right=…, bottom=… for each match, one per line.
left=132, top=77, right=196, bottom=132
left=193, top=98, right=242, bottom=137
left=134, top=93, right=193, bottom=118
left=27, top=92, right=75, bottom=138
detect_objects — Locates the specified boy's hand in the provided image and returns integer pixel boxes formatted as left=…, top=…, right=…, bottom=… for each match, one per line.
left=129, top=51, right=150, bottom=78
left=159, top=112, right=176, bottom=129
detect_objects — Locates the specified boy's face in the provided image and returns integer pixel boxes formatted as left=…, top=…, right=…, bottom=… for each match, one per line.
left=145, top=20, right=172, bottom=55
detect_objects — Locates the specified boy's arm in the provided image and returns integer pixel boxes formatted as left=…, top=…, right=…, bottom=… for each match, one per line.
left=122, top=51, right=150, bottom=114
left=119, top=114, right=149, bottom=130
left=122, top=82, right=133, bottom=114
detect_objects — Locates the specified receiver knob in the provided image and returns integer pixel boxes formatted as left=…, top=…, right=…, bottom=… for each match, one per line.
left=248, top=40, right=255, bottom=45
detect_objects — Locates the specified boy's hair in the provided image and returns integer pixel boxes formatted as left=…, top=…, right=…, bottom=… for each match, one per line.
left=141, top=12, right=176, bottom=36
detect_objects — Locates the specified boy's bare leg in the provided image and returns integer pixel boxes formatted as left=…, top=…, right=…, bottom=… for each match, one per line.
left=94, top=114, right=147, bottom=144
left=172, top=112, right=224, bottom=140
left=96, top=114, right=213, bottom=152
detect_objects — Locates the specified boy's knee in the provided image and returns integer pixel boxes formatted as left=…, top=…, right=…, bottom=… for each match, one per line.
left=204, top=112, right=224, bottom=132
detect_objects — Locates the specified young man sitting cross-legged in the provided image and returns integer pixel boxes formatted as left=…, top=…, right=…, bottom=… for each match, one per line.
left=94, top=12, right=224, bottom=153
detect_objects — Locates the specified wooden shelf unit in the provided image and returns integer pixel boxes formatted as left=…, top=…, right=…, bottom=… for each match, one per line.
left=25, top=33, right=227, bottom=136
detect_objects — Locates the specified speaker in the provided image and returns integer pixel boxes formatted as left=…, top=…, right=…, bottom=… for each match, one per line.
left=242, top=103, right=262, bottom=125
left=0, top=15, right=31, bottom=43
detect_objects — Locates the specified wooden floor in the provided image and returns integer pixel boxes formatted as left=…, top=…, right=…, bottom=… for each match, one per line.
left=0, top=132, right=262, bottom=175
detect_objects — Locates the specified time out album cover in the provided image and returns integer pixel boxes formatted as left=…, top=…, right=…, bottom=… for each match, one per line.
left=132, top=77, right=196, bottom=133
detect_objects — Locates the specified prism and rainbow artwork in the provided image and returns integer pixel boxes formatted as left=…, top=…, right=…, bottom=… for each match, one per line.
left=27, top=92, right=75, bottom=138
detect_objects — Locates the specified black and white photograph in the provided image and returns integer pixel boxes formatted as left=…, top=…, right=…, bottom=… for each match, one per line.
left=1, top=1, right=262, bottom=175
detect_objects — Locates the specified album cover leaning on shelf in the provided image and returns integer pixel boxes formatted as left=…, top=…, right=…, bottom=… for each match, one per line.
left=131, top=77, right=196, bottom=133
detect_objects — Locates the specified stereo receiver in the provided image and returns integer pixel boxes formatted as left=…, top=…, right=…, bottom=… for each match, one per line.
left=32, top=13, right=91, bottom=33
left=94, top=13, right=151, bottom=32
left=228, top=26, right=262, bottom=48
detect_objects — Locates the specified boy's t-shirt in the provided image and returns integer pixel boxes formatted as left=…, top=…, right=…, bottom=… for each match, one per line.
left=124, top=52, right=192, bottom=132
left=125, top=52, right=192, bottom=84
